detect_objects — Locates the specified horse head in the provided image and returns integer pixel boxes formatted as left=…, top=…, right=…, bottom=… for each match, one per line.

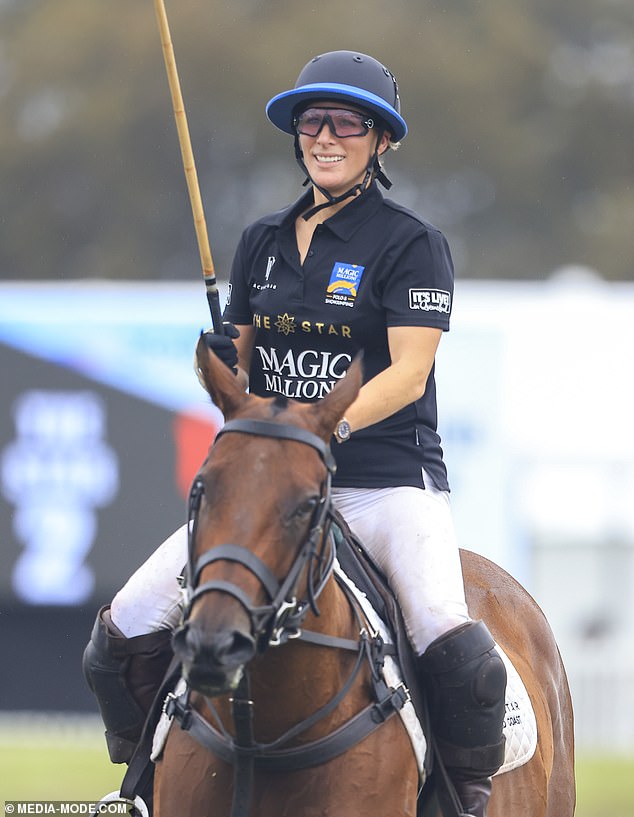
left=171, top=336, right=362, bottom=696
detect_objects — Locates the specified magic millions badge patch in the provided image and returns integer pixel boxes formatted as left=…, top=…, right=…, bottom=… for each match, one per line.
left=325, top=262, right=365, bottom=308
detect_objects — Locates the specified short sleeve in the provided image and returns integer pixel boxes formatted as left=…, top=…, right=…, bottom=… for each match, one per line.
left=222, top=232, right=253, bottom=325
left=381, top=227, right=454, bottom=331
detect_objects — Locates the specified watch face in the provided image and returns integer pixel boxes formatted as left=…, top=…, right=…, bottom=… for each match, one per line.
left=337, top=419, right=351, bottom=441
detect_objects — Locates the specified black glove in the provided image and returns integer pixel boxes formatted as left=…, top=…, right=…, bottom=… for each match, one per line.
left=201, top=322, right=240, bottom=372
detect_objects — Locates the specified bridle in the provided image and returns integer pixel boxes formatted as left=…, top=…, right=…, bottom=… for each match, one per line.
left=164, top=416, right=409, bottom=817
left=178, top=417, right=338, bottom=651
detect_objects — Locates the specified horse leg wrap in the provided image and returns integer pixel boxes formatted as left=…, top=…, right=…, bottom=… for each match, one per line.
left=418, top=620, right=507, bottom=817
left=82, top=606, right=173, bottom=763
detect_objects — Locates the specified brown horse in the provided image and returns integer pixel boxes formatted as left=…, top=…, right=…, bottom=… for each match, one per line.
left=153, top=339, right=575, bottom=817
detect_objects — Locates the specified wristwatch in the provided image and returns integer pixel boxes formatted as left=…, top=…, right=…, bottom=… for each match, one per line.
left=334, top=417, right=352, bottom=444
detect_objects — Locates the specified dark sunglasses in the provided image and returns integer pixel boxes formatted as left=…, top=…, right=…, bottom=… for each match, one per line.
left=294, top=107, right=375, bottom=138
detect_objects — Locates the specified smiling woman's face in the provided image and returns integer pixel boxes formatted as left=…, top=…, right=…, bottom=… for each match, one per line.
left=297, top=100, right=391, bottom=202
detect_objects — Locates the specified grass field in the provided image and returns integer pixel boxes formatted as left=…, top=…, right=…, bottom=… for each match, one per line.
left=1, top=716, right=632, bottom=815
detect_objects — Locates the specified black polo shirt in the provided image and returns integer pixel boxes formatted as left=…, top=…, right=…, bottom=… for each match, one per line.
left=223, top=182, right=454, bottom=491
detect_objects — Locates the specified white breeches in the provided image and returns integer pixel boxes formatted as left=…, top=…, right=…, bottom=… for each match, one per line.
left=111, top=481, right=470, bottom=655
left=332, top=484, right=469, bottom=653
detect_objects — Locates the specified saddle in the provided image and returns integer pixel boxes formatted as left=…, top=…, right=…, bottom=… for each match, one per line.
left=331, top=514, right=539, bottom=814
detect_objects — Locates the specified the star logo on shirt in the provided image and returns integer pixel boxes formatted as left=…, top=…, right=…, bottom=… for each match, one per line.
left=275, top=313, right=296, bottom=335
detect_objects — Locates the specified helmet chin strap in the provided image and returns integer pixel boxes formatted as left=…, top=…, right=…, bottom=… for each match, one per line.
left=294, top=130, right=392, bottom=222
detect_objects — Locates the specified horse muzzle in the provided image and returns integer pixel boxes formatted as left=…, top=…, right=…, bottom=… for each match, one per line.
left=172, top=620, right=256, bottom=696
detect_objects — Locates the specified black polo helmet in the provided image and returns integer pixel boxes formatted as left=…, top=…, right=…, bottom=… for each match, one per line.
left=266, top=50, right=408, bottom=142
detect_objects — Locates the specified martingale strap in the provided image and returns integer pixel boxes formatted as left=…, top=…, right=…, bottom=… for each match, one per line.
left=166, top=680, right=409, bottom=772
left=231, top=673, right=255, bottom=817
left=165, top=632, right=409, bottom=773
left=164, top=578, right=409, bottom=817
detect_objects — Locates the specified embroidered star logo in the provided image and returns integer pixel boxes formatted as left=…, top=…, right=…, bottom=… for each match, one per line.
left=275, top=313, right=296, bottom=335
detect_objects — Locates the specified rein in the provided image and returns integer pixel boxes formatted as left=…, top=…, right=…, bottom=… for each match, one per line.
left=171, top=417, right=409, bottom=817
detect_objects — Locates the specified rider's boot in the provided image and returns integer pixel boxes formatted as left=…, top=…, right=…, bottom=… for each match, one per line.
left=82, top=606, right=173, bottom=764
left=417, top=620, right=507, bottom=817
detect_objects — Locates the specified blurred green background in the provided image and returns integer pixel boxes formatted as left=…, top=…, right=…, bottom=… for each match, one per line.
left=2, top=0, right=633, bottom=285
left=0, top=722, right=632, bottom=816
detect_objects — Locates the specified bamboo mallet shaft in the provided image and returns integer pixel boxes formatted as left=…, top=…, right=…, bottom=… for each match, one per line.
left=153, top=0, right=223, bottom=330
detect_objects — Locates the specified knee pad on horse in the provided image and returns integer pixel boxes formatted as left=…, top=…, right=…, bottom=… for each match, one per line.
left=418, top=619, right=507, bottom=780
left=82, top=606, right=173, bottom=763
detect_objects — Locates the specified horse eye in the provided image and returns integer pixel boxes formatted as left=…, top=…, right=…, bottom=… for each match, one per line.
left=294, top=497, right=318, bottom=519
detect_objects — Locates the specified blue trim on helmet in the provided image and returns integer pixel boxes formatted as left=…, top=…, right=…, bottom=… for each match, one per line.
left=266, top=82, right=408, bottom=141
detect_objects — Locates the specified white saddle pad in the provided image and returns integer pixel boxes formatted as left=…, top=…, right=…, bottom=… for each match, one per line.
left=333, top=561, right=538, bottom=779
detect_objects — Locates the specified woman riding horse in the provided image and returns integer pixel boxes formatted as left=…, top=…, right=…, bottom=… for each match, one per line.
left=84, top=50, right=507, bottom=817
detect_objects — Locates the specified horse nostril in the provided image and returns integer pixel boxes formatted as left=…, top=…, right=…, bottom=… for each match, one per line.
left=182, top=625, right=255, bottom=668
left=225, top=630, right=256, bottom=664
left=210, top=629, right=255, bottom=666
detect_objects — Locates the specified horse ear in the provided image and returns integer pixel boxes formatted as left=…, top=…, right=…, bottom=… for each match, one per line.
left=194, top=335, right=248, bottom=419
left=311, top=354, right=363, bottom=440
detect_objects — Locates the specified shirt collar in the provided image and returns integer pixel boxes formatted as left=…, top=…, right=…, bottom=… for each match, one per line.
left=274, top=182, right=384, bottom=241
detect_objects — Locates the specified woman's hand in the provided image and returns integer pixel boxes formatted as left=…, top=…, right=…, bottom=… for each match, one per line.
left=201, top=323, right=240, bottom=372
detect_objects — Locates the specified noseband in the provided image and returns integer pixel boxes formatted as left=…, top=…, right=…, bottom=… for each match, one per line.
left=179, top=418, right=337, bottom=650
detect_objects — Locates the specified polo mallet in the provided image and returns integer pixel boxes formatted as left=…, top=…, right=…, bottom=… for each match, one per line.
left=153, top=0, right=224, bottom=333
